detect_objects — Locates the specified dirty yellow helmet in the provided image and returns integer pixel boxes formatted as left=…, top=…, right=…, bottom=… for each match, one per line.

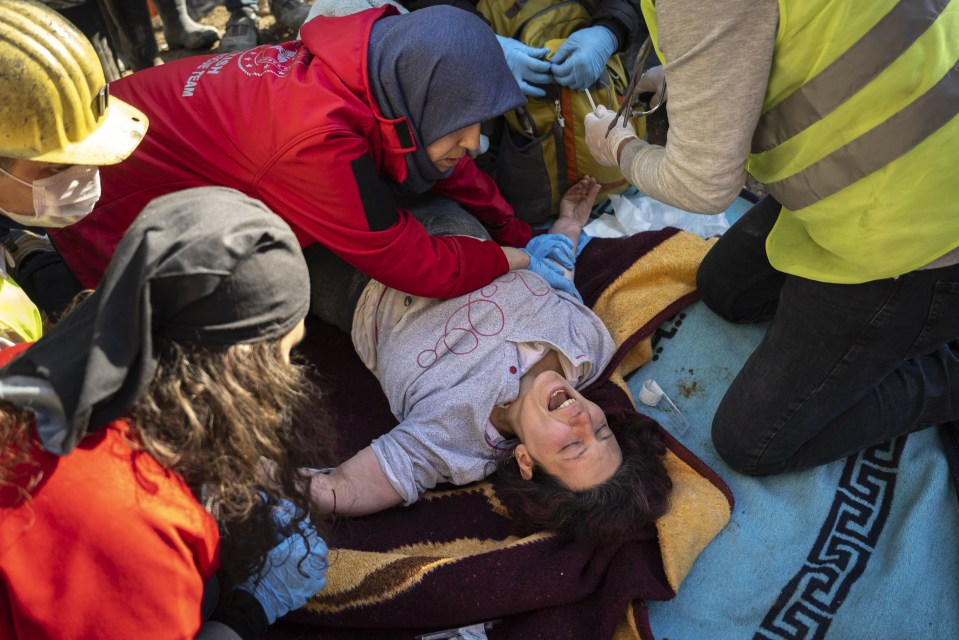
left=0, top=0, right=148, bottom=165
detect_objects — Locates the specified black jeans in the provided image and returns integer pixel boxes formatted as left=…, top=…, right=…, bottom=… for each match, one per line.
left=698, top=196, right=959, bottom=475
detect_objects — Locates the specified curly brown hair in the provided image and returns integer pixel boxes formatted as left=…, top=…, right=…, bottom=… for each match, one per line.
left=126, top=338, right=335, bottom=591
left=492, top=411, right=672, bottom=545
left=1, top=336, right=334, bottom=590
left=0, top=402, right=43, bottom=501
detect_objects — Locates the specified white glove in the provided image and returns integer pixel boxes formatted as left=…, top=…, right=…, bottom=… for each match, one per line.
left=584, top=105, right=639, bottom=167
left=636, top=65, right=666, bottom=109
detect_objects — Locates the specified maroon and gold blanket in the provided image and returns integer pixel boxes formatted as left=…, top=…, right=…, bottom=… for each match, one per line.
left=267, top=228, right=733, bottom=640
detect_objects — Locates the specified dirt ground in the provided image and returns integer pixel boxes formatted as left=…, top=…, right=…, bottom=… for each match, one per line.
left=152, top=0, right=310, bottom=63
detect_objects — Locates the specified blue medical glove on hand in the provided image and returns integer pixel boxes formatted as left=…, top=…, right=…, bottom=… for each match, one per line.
left=525, top=233, right=576, bottom=270
left=576, top=231, right=593, bottom=258
left=551, top=26, right=617, bottom=90
left=237, top=499, right=329, bottom=625
left=496, top=34, right=553, bottom=98
left=521, top=249, right=583, bottom=303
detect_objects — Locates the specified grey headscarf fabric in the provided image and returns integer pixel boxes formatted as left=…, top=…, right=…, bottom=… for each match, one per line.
left=0, top=187, right=310, bottom=455
left=368, top=5, right=526, bottom=194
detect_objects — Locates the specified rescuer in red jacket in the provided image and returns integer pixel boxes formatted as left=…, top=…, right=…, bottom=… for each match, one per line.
left=50, top=6, right=555, bottom=303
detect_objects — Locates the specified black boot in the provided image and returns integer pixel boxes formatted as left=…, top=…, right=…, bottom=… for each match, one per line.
left=270, top=0, right=310, bottom=33
left=218, top=6, right=259, bottom=53
left=95, top=0, right=163, bottom=71
left=152, top=0, right=220, bottom=50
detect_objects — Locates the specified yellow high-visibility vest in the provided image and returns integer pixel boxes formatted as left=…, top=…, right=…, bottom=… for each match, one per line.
left=641, top=0, right=959, bottom=283
left=0, top=273, right=42, bottom=346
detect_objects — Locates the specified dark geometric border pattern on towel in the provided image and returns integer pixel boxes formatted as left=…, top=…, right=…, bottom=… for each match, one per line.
left=755, top=435, right=907, bottom=640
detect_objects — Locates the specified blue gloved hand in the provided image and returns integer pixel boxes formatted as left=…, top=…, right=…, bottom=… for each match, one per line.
left=550, top=26, right=618, bottom=90
left=237, top=499, right=329, bottom=624
left=525, top=233, right=576, bottom=270
left=521, top=248, right=583, bottom=303
left=496, top=34, right=553, bottom=98
left=576, top=231, right=593, bottom=258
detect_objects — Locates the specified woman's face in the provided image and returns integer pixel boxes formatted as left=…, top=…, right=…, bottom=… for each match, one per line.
left=504, top=370, right=622, bottom=491
left=425, top=124, right=481, bottom=172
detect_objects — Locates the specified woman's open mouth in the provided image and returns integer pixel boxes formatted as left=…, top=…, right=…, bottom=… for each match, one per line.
left=548, top=388, right=575, bottom=411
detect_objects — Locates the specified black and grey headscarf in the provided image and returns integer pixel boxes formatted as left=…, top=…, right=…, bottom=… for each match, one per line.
left=368, top=5, right=525, bottom=194
left=0, top=187, right=310, bottom=455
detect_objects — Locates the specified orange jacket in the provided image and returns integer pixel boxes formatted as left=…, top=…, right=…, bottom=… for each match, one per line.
left=0, top=345, right=220, bottom=639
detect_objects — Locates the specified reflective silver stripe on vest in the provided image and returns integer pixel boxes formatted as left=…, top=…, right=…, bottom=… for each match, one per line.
left=766, top=61, right=959, bottom=211
left=752, top=0, right=950, bottom=153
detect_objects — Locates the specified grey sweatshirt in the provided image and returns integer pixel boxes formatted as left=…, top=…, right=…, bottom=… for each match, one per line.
left=359, top=270, right=616, bottom=504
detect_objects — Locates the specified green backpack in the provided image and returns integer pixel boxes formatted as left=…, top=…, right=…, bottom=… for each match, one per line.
left=477, top=0, right=644, bottom=224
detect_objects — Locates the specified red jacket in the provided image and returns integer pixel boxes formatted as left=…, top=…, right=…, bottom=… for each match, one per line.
left=0, top=345, right=220, bottom=639
left=52, top=7, right=531, bottom=296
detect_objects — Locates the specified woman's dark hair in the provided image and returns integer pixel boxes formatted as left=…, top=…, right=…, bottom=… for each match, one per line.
left=127, top=337, right=335, bottom=591
left=492, top=410, right=672, bottom=545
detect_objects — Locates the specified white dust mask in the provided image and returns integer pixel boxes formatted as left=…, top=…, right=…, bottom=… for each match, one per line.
left=0, top=164, right=101, bottom=228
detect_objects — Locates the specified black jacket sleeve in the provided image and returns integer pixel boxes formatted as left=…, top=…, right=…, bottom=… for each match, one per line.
left=396, top=0, right=643, bottom=51
left=588, top=0, right=645, bottom=52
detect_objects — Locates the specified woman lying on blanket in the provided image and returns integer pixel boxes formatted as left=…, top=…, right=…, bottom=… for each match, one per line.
left=304, top=177, right=672, bottom=544
left=0, top=188, right=334, bottom=640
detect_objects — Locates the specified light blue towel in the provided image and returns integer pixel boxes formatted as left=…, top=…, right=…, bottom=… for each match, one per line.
left=634, top=300, right=959, bottom=639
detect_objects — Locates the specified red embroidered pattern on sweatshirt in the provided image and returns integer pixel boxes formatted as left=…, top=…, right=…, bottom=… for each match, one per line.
left=417, top=272, right=549, bottom=369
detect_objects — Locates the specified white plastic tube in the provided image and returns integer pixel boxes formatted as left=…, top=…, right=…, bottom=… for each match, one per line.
left=638, top=379, right=690, bottom=436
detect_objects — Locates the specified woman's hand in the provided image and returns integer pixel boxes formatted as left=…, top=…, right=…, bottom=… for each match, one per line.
left=551, top=175, right=600, bottom=244
left=558, top=175, right=600, bottom=226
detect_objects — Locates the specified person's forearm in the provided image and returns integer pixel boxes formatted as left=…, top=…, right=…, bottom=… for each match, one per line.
left=503, top=246, right=531, bottom=271
left=620, top=0, right=778, bottom=213
left=547, top=218, right=584, bottom=250
left=307, top=447, right=403, bottom=517
left=618, top=139, right=740, bottom=213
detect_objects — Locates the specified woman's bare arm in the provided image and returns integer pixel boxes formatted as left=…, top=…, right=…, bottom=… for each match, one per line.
left=306, top=447, right=404, bottom=516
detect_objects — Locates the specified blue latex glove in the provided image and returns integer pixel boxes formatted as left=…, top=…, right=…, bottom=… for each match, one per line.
left=496, top=34, right=553, bottom=98
left=550, top=26, right=618, bottom=90
left=525, top=233, right=576, bottom=270
left=521, top=240, right=583, bottom=302
left=237, top=499, right=329, bottom=624
left=576, top=231, right=593, bottom=258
